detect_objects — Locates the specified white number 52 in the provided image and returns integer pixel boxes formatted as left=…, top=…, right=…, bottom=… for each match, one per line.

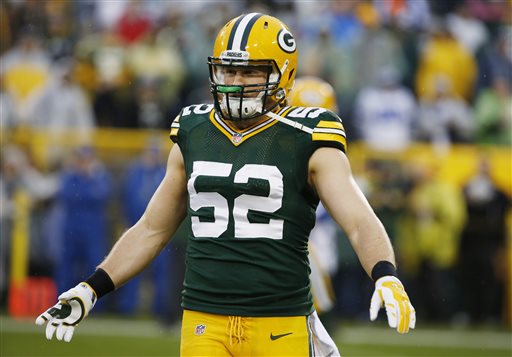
left=188, top=161, right=284, bottom=239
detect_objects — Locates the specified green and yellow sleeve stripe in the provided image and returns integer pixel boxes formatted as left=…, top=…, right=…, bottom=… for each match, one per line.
left=312, top=120, right=347, bottom=150
left=169, top=115, right=180, bottom=142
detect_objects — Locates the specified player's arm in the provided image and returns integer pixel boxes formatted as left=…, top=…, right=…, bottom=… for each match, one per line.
left=309, top=147, right=393, bottom=273
left=35, top=144, right=188, bottom=342
left=97, top=143, right=187, bottom=286
left=308, top=147, right=415, bottom=333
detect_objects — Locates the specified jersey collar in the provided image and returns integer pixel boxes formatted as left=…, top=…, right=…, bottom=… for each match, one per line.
left=209, top=108, right=287, bottom=146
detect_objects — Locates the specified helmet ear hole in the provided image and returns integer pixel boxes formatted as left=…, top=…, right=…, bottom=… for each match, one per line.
left=288, top=69, right=295, bottom=81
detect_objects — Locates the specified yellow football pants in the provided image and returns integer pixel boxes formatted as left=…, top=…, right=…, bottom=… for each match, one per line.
left=180, top=309, right=313, bottom=356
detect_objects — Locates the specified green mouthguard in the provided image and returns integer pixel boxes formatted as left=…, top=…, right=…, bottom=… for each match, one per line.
left=217, top=86, right=243, bottom=93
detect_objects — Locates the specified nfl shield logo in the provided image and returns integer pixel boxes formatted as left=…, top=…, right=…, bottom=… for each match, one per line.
left=232, top=133, right=243, bottom=144
left=195, top=324, right=206, bottom=336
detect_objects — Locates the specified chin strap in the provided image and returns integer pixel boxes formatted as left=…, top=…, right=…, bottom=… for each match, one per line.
left=266, top=110, right=313, bottom=134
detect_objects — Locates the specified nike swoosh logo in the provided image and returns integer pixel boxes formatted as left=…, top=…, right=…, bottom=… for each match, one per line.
left=270, top=332, right=293, bottom=341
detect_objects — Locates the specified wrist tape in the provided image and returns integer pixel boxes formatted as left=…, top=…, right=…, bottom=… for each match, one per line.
left=85, top=268, right=115, bottom=299
left=371, top=261, right=397, bottom=281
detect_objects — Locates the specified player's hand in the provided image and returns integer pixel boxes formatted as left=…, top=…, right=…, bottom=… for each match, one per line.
left=369, top=276, right=416, bottom=334
left=35, top=282, right=97, bottom=342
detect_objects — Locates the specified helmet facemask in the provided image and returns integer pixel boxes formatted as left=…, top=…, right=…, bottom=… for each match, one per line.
left=208, top=56, right=283, bottom=121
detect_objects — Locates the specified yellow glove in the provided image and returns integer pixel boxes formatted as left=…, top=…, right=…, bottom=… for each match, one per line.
left=369, top=276, right=416, bottom=334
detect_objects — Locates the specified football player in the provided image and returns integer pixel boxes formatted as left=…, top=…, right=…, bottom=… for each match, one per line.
left=36, top=13, right=415, bottom=356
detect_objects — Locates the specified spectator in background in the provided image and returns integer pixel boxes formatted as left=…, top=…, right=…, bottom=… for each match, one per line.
left=93, top=0, right=128, bottom=32
left=446, top=1, right=489, bottom=54
left=299, top=29, right=356, bottom=128
left=365, top=160, right=408, bottom=241
left=131, top=78, right=167, bottom=129
left=0, top=146, right=57, bottom=204
left=29, top=58, right=95, bottom=147
left=466, top=0, right=511, bottom=29
left=55, top=146, right=112, bottom=299
left=352, top=1, right=409, bottom=100
left=427, top=1, right=462, bottom=18
left=327, top=1, right=363, bottom=48
left=115, top=0, right=151, bottom=45
left=0, top=73, right=16, bottom=127
left=84, top=28, right=130, bottom=127
left=0, top=145, right=58, bottom=302
left=415, top=18, right=477, bottom=103
left=126, top=25, right=185, bottom=125
left=373, top=0, right=432, bottom=32
left=115, top=142, right=174, bottom=322
left=417, top=75, right=474, bottom=149
left=476, top=28, right=512, bottom=94
left=0, top=2, right=12, bottom=54
left=459, top=156, right=510, bottom=324
left=299, top=1, right=365, bottom=122
left=44, top=0, right=75, bottom=60
left=473, top=76, right=512, bottom=146
left=0, top=29, right=51, bottom=127
left=398, top=162, right=467, bottom=322
left=354, top=66, right=417, bottom=152
left=5, top=0, right=48, bottom=42
left=73, top=0, right=99, bottom=36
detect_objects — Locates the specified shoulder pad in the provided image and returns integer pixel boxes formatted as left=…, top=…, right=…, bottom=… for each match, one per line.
left=170, top=104, right=214, bottom=143
left=281, top=106, right=347, bottom=151
left=282, top=106, right=329, bottom=121
left=180, top=104, right=215, bottom=118
left=311, top=110, right=347, bottom=152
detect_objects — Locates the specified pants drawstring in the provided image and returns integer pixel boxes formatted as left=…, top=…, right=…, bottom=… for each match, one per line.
left=227, top=316, right=244, bottom=346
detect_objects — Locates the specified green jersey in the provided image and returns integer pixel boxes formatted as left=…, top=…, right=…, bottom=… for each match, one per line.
left=170, top=104, right=347, bottom=316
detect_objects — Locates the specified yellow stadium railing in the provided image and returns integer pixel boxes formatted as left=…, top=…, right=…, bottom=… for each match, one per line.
left=4, top=127, right=511, bottom=195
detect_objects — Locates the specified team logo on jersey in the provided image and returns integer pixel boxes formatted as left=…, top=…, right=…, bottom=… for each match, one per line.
left=232, top=133, right=243, bottom=144
left=194, top=324, right=206, bottom=336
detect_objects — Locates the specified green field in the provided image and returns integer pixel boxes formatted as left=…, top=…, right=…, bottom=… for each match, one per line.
left=1, top=315, right=510, bottom=357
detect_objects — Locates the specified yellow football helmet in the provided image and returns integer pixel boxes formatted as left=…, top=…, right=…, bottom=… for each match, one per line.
left=289, top=76, right=338, bottom=112
left=208, top=13, right=298, bottom=121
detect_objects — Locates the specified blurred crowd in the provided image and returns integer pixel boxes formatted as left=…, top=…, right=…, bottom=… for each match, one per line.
left=0, top=0, right=511, bottom=326
left=331, top=155, right=509, bottom=326
left=1, top=0, right=511, bottom=147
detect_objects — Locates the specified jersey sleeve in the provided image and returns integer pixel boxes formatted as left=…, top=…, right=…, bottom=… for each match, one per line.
left=169, top=114, right=180, bottom=143
left=311, top=110, right=347, bottom=153
left=170, top=104, right=214, bottom=148
left=169, top=110, right=186, bottom=149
